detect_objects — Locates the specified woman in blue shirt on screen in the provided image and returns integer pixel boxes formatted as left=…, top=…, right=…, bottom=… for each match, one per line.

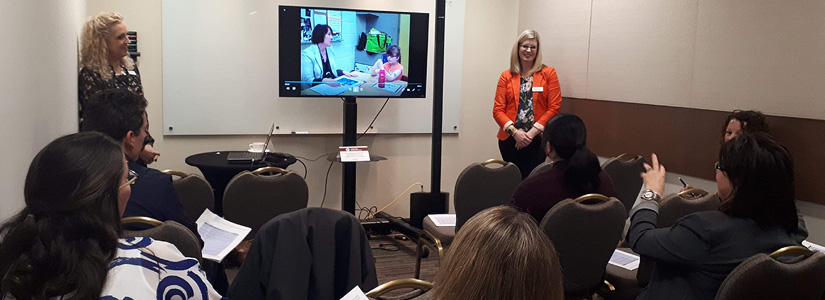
left=301, top=24, right=356, bottom=90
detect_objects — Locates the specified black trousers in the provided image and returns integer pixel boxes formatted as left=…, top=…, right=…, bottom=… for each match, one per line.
left=498, top=136, right=546, bottom=179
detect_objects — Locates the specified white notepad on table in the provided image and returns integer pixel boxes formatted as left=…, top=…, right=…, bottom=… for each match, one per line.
left=609, top=249, right=641, bottom=270
left=428, top=214, right=456, bottom=227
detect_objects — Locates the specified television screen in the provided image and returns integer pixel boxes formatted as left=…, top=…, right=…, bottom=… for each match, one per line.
left=279, top=6, right=429, bottom=98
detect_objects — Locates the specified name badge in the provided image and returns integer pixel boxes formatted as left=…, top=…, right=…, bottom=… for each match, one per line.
left=532, top=86, right=544, bottom=92
left=127, top=70, right=137, bottom=75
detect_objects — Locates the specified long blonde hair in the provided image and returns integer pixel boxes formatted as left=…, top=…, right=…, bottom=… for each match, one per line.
left=80, top=12, right=134, bottom=81
left=431, top=206, right=564, bottom=300
left=509, top=29, right=544, bottom=75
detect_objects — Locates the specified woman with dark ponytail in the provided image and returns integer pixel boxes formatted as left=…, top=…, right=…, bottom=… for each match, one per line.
left=0, top=132, right=224, bottom=299
left=510, top=113, right=617, bottom=221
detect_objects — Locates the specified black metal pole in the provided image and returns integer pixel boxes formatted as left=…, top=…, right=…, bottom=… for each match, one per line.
left=431, top=0, right=446, bottom=201
left=343, top=96, right=357, bottom=214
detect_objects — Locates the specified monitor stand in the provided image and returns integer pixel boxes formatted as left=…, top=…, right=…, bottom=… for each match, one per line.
left=342, top=96, right=357, bottom=214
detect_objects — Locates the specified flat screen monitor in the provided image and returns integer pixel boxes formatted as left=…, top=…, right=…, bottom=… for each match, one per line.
left=279, top=5, right=429, bottom=98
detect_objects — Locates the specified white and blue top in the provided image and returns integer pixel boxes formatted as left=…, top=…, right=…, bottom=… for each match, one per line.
left=2, top=237, right=225, bottom=300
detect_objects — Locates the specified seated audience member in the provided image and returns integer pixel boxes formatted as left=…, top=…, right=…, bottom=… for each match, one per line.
left=510, top=113, right=616, bottom=221
left=82, top=89, right=197, bottom=235
left=628, top=133, right=806, bottom=300
left=721, top=110, right=769, bottom=143
left=370, top=45, right=404, bottom=82
left=0, top=132, right=223, bottom=299
left=429, top=206, right=564, bottom=300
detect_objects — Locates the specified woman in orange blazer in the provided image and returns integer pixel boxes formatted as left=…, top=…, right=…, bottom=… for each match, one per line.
left=493, top=29, right=562, bottom=179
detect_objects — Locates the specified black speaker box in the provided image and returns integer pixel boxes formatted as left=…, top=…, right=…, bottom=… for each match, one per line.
left=409, top=191, right=449, bottom=229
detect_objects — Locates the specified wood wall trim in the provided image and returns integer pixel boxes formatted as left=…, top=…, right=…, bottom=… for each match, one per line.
left=561, top=98, right=825, bottom=205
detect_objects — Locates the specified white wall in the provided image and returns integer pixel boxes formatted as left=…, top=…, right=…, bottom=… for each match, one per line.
left=85, top=0, right=518, bottom=217
left=0, top=0, right=86, bottom=221
left=520, top=0, right=825, bottom=121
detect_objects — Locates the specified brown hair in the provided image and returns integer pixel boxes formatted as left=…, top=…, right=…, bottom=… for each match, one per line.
left=509, top=29, right=544, bottom=75
left=431, top=206, right=564, bottom=300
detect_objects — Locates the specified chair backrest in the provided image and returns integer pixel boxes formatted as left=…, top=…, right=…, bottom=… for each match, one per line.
left=454, top=159, right=521, bottom=232
left=122, top=218, right=203, bottom=263
left=601, top=154, right=646, bottom=215
left=229, top=207, right=377, bottom=299
left=540, top=194, right=627, bottom=295
left=223, top=168, right=309, bottom=239
left=163, top=170, right=214, bottom=221
left=715, top=246, right=825, bottom=300
left=658, top=188, right=718, bottom=228
left=528, top=161, right=554, bottom=177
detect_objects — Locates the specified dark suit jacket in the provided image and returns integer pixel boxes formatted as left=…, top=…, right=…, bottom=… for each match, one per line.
left=124, top=161, right=199, bottom=240
left=230, top=208, right=377, bottom=300
left=628, top=209, right=805, bottom=300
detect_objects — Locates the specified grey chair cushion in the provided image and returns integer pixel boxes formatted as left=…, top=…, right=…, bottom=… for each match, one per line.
left=122, top=220, right=203, bottom=263
left=716, top=251, right=825, bottom=300
left=540, top=197, right=627, bottom=295
left=421, top=216, right=455, bottom=246
left=172, top=173, right=214, bottom=221
left=658, top=193, right=720, bottom=228
left=527, top=161, right=554, bottom=178
left=454, top=162, right=521, bottom=232
left=223, top=171, right=309, bottom=239
left=601, top=155, right=646, bottom=215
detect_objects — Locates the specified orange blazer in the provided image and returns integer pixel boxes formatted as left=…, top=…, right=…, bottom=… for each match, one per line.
left=492, top=66, right=562, bottom=140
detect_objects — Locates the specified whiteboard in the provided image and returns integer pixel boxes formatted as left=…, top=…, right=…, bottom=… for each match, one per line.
left=162, top=0, right=464, bottom=135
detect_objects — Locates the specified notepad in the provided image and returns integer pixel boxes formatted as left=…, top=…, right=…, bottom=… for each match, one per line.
left=428, top=214, right=456, bottom=227
left=802, top=240, right=825, bottom=254
left=609, top=249, right=641, bottom=270
left=195, top=209, right=251, bottom=262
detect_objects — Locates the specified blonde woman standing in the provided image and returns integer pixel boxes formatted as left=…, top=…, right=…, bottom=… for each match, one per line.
left=79, top=12, right=158, bottom=165
left=493, top=29, right=562, bottom=179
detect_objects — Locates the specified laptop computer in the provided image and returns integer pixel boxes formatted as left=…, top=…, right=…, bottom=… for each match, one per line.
left=227, top=123, right=274, bottom=163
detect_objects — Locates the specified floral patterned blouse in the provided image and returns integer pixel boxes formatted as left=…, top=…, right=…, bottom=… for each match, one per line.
left=514, top=75, right=535, bottom=131
left=78, top=66, right=153, bottom=145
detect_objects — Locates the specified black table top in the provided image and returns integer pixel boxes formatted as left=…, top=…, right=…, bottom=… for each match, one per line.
left=186, top=151, right=297, bottom=170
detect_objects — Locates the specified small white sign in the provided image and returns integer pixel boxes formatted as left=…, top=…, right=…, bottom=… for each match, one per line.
left=339, top=146, right=370, bottom=162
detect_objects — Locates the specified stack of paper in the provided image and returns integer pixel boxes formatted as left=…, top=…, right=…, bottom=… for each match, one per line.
left=428, top=214, right=456, bottom=227
left=609, top=249, right=641, bottom=270
left=195, top=209, right=252, bottom=262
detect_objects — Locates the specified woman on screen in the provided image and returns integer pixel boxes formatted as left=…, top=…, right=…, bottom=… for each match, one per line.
left=79, top=12, right=159, bottom=165
left=301, top=24, right=356, bottom=89
left=0, top=132, right=224, bottom=299
left=492, top=29, right=563, bottom=179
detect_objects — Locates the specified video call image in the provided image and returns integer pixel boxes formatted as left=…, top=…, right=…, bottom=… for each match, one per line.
left=280, top=7, right=427, bottom=98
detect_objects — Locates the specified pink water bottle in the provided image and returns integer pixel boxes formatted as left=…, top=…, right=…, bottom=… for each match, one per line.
left=378, top=69, right=386, bottom=88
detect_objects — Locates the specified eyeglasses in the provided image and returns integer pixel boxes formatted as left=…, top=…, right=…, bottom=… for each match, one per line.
left=120, top=170, right=138, bottom=189
left=520, top=44, right=537, bottom=51
left=714, top=162, right=724, bottom=171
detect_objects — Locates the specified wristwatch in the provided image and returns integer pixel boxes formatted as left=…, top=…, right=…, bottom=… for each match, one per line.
left=506, top=126, right=516, bottom=136
left=640, top=189, right=661, bottom=202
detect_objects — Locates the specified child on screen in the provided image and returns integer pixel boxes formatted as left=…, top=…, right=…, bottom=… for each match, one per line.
left=370, top=45, right=404, bottom=82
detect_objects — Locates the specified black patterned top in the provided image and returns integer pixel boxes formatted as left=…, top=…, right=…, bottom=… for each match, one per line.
left=77, top=66, right=153, bottom=145
left=514, top=75, right=535, bottom=131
